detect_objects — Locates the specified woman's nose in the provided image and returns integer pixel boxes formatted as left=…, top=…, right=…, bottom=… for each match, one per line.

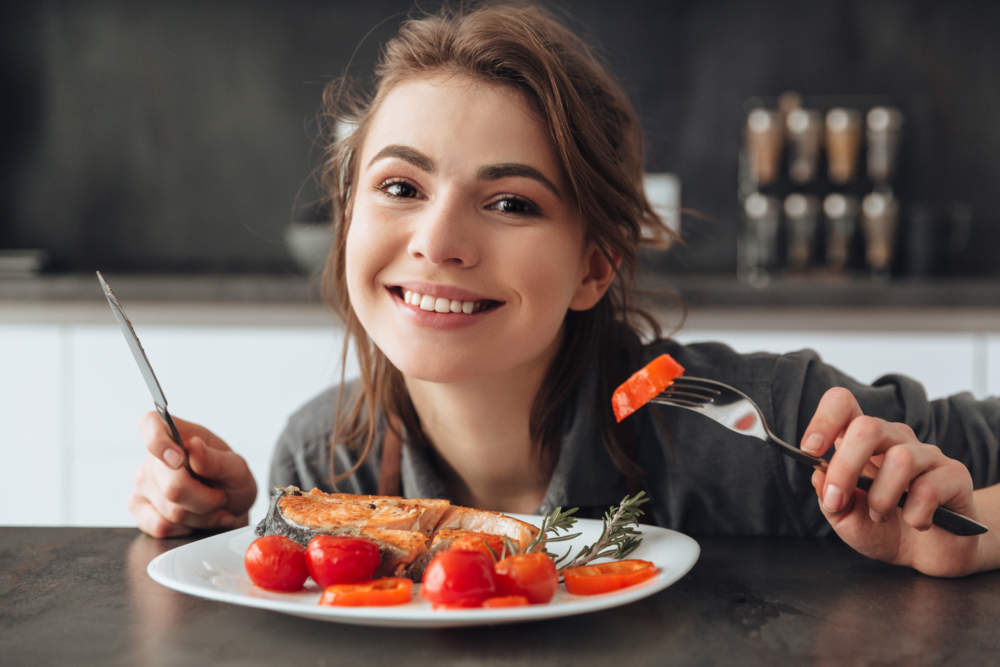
left=406, top=197, right=480, bottom=267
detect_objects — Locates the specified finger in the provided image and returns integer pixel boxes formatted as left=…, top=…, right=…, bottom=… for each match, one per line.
left=139, top=411, right=190, bottom=470
left=900, top=459, right=975, bottom=531
left=138, top=411, right=232, bottom=461
left=865, top=443, right=942, bottom=522
left=143, top=453, right=229, bottom=515
left=187, top=436, right=256, bottom=505
left=128, top=492, right=191, bottom=539
left=800, top=387, right=862, bottom=457
left=824, top=416, right=917, bottom=513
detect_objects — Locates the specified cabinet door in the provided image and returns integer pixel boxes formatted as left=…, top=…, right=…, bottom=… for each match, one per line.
left=987, top=336, right=1000, bottom=397
left=675, top=330, right=979, bottom=399
left=0, top=326, right=64, bottom=525
left=68, top=324, right=351, bottom=525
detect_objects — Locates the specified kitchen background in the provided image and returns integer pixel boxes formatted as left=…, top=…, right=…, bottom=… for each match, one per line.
left=2, top=0, right=998, bottom=277
left=4, top=1, right=1000, bottom=527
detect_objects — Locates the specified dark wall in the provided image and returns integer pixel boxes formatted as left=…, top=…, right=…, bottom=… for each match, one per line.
left=2, top=0, right=998, bottom=274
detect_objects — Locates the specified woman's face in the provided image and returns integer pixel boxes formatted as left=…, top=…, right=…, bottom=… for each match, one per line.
left=345, top=73, right=604, bottom=385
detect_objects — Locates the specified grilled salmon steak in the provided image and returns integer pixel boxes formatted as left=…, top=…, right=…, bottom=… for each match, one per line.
left=255, top=486, right=540, bottom=579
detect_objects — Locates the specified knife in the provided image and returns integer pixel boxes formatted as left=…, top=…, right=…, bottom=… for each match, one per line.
left=96, top=271, right=212, bottom=485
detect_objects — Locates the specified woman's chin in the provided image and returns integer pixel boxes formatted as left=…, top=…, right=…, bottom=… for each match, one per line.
left=390, top=359, right=483, bottom=384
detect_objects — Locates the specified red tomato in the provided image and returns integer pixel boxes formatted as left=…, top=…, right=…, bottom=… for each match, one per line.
left=244, top=535, right=308, bottom=592
left=305, top=535, right=380, bottom=587
left=318, top=577, right=413, bottom=607
left=562, top=559, right=658, bottom=595
left=420, top=549, right=497, bottom=608
left=493, top=552, right=558, bottom=604
left=612, top=353, right=685, bottom=422
left=482, top=595, right=530, bottom=608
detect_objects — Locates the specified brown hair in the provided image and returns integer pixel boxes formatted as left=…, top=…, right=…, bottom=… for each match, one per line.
left=319, top=1, right=676, bottom=489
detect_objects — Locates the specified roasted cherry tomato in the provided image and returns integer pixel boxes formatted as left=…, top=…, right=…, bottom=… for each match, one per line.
left=420, top=549, right=497, bottom=608
left=244, top=535, right=308, bottom=592
left=318, top=577, right=413, bottom=606
left=482, top=595, right=530, bottom=608
left=305, top=535, right=381, bottom=587
left=612, top=353, right=685, bottom=422
left=493, top=552, right=558, bottom=604
left=562, top=559, right=658, bottom=595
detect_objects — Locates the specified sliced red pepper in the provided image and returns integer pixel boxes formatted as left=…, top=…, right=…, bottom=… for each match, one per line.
left=318, top=577, right=413, bottom=606
left=612, top=354, right=685, bottom=422
left=482, top=595, right=530, bottom=608
left=562, top=559, right=658, bottom=595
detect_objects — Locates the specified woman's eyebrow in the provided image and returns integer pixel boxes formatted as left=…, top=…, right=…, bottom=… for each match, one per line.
left=367, top=144, right=435, bottom=172
left=477, top=164, right=561, bottom=198
left=366, top=145, right=560, bottom=198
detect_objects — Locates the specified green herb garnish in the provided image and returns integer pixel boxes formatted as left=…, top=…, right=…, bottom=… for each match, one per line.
left=500, top=492, right=651, bottom=569
left=554, top=491, right=650, bottom=569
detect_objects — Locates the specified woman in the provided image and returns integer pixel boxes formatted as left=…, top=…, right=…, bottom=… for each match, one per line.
left=130, top=2, right=1000, bottom=577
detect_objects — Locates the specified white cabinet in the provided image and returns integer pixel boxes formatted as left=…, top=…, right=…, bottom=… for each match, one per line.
left=0, top=326, right=64, bottom=524
left=674, top=330, right=982, bottom=399
left=2, top=312, right=995, bottom=527
left=67, top=324, right=353, bottom=525
left=987, top=336, right=1000, bottom=397
left=1, top=322, right=353, bottom=526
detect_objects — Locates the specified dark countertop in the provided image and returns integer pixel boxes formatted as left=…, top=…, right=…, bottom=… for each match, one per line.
left=3, top=271, right=1000, bottom=308
left=3, top=527, right=999, bottom=665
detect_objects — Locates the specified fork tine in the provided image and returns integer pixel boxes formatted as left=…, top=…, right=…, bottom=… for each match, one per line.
left=660, top=388, right=714, bottom=404
left=660, top=380, right=719, bottom=402
left=670, top=377, right=723, bottom=394
left=652, top=396, right=708, bottom=408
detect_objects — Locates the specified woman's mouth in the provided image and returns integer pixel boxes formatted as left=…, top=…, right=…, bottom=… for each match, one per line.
left=388, top=286, right=503, bottom=314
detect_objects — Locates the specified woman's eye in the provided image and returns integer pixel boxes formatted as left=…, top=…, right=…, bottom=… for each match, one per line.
left=489, top=195, right=540, bottom=216
left=378, top=179, right=419, bottom=199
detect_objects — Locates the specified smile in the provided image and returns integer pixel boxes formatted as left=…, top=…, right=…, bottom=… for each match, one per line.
left=388, top=287, right=503, bottom=315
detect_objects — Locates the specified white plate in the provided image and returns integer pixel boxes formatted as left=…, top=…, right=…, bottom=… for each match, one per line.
left=147, top=515, right=699, bottom=628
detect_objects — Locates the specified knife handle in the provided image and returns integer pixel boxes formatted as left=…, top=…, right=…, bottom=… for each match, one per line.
left=158, top=407, right=216, bottom=487
left=854, top=475, right=988, bottom=536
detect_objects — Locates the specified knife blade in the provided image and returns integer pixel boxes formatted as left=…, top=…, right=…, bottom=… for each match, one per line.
left=96, top=271, right=211, bottom=484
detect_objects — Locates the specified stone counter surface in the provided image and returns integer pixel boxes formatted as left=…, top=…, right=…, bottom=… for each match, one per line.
left=2, top=527, right=999, bottom=666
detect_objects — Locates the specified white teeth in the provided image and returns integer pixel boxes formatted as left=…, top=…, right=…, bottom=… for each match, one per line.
left=402, top=289, right=481, bottom=314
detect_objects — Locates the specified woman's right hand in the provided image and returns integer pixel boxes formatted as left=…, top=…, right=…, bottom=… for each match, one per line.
left=130, top=412, right=257, bottom=538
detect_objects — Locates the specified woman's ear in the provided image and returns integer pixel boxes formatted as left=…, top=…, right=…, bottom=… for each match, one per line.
left=569, top=243, right=619, bottom=311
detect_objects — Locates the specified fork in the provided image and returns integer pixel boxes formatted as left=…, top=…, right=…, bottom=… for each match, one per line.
left=651, top=376, right=988, bottom=536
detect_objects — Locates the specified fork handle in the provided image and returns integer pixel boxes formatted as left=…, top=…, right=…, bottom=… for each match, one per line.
left=854, top=475, right=987, bottom=536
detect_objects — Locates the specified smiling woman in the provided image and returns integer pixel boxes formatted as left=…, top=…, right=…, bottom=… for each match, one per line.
left=128, top=2, right=1000, bottom=580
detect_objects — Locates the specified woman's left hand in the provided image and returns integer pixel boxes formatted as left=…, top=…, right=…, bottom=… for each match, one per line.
left=801, top=387, right=982, bottom=577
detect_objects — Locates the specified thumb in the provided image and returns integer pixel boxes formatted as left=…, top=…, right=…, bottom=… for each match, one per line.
left=187, top=436, right=257, bottom=513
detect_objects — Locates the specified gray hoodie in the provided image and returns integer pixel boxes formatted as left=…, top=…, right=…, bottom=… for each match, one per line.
left=268, top=339, right=1000, bottom=536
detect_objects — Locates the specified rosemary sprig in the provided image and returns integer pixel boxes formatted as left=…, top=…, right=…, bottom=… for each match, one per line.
left=554, top=491, right=650, bottom=569
left=498, top=505, right=582, bottom=560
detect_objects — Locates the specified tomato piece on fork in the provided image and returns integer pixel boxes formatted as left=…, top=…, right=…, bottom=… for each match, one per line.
left=612, top=354, right=685, bottom=422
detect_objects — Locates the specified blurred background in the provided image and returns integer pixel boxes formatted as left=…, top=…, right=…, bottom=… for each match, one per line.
left=2, top=0, right=998, bottom=277
left=3, top=0, right=1000, bottom=527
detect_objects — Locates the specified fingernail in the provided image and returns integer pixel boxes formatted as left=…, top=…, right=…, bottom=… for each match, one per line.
left=163, top=448, right=184, bottom=469
left=824, top=484, right=845, bottom=512
left=802, top=433, right=824, bottom=454
left=869, top=508, right=886, bottom=523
